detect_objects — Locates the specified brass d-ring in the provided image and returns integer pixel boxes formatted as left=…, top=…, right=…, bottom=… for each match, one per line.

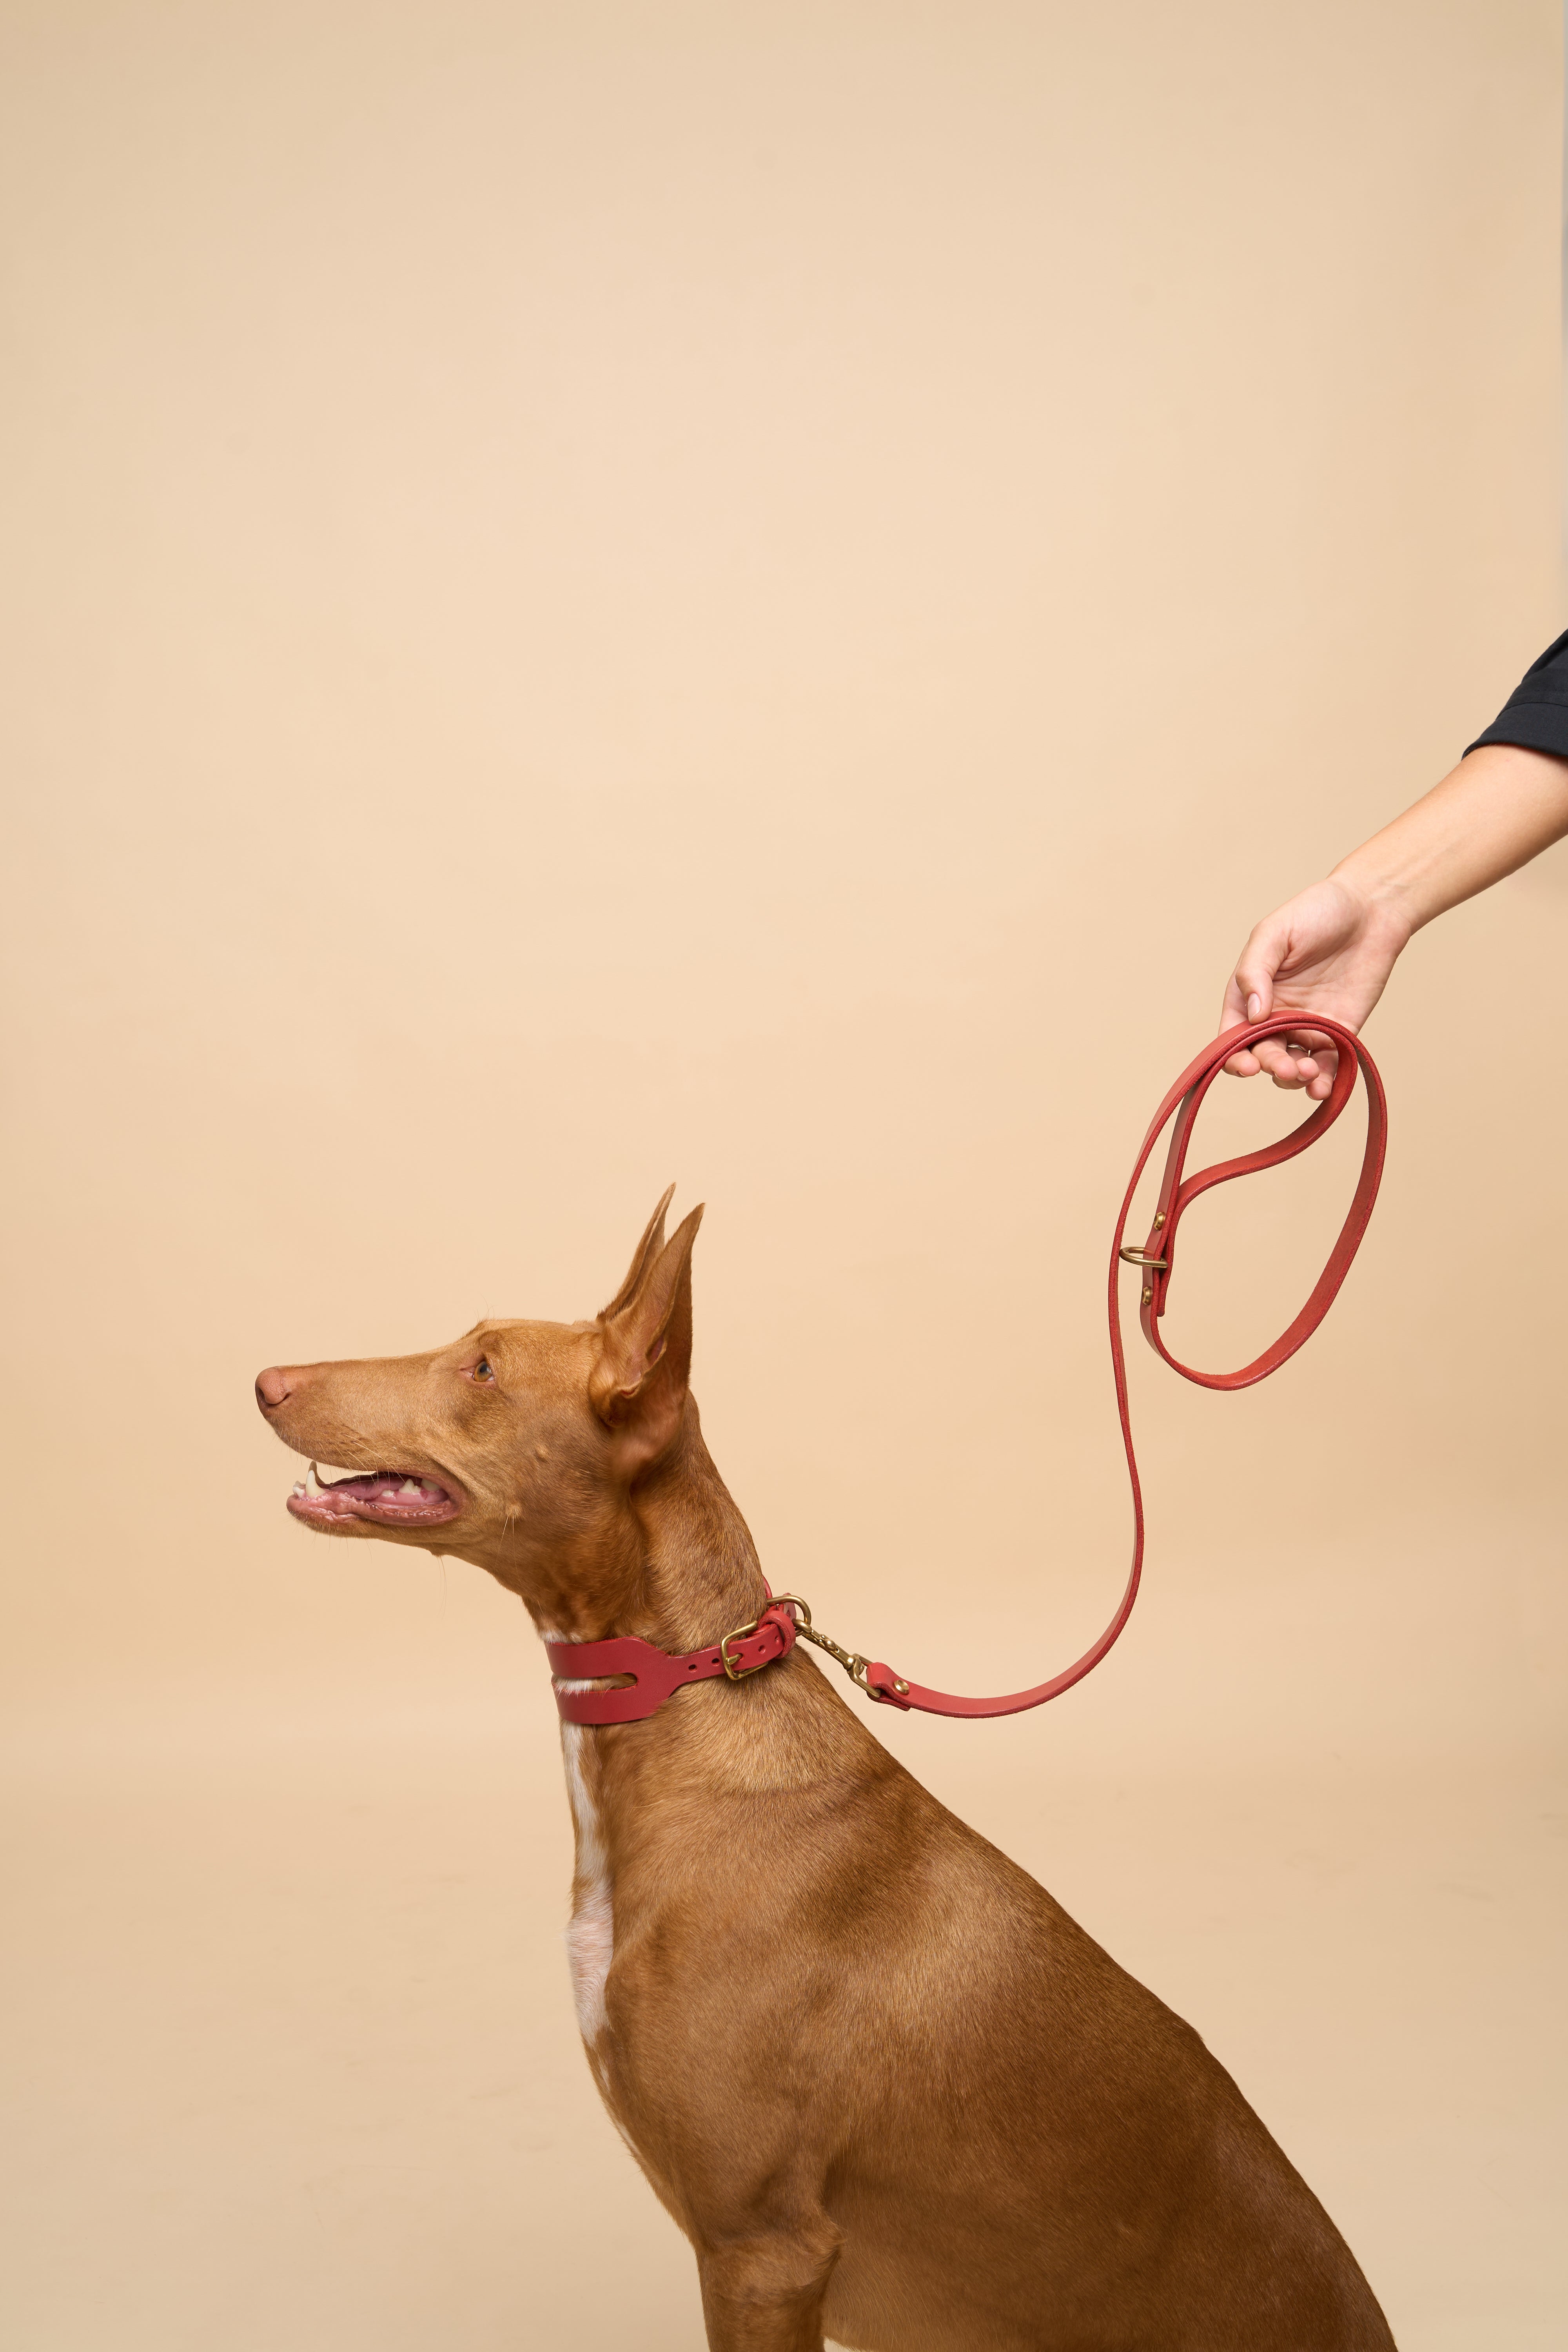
left=1118, top=1245, right=1169, bottom=1269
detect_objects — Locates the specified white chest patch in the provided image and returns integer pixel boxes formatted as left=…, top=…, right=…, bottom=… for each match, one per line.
left=559, top=1719, right=613, bottom=2043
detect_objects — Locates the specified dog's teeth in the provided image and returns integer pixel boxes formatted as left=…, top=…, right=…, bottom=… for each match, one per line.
left=398, top=1479, right=422, bottom=1497
left=305, top=1463, right=322, bottom=1497
left=291, top=1482, right=305, bottom=1498
left=420, top=1480, right=442, bottom=1499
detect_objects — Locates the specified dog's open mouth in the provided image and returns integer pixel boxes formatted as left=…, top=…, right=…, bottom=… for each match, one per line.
left=286, top=1463, right=463, bottom=1528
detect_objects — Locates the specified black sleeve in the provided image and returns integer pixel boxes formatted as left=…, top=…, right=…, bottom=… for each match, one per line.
left=1465, top=629, right=1568, bottom=758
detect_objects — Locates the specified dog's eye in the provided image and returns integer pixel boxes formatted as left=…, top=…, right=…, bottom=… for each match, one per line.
left=474, top=1357, right=494, bottom=1383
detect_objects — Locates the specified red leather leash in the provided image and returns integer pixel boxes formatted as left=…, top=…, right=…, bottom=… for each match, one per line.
left=549, top=1013, right=1387, bottom=1728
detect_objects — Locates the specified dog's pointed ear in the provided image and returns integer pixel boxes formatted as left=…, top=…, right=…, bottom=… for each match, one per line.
left=599, top=1184, right=676, bottom=1322
left=589, top=1203, right=704, bottom=1469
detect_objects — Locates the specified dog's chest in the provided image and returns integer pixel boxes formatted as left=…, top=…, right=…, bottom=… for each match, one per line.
left=560, top=1724, right=614, bottom=2041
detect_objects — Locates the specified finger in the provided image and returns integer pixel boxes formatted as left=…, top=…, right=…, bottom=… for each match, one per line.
left=1219, top=975, right=1252, bottom=1039
left=1315, top=1042, right=1342, bottom=1086
left=1256, top=1043, right=1323, bottom=1091
left=1220, top=942, right=1278, bottom=1040
left=1234, top=975, right=1273, bottom=1022
left=1221, top=982, right=1270, bottom=1038
left=1254, top=1014, right=1339, bottom=1076
left=1223, top=1049, right=1262, bottom=1077
left=1280, top=1034, right=1341, bottom=1091
left=1252, top=1038, right=1307, bottom=1082
left=1232, top=955, right=1276, bottom=1024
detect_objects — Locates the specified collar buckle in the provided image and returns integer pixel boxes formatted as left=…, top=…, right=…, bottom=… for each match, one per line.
left=718, top=1608, right=777, bottom=1680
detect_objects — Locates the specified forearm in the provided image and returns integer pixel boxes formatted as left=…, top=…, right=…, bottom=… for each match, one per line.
left=1221, top=653, right=1568, bottom=1095
left=1331, top=743, right=1568, bottom=940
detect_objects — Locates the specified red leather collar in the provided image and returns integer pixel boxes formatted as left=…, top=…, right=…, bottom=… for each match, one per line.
left=548, top=1601, right=799, bottom=1726
left=547, top=1014, right=1387, bottom=1731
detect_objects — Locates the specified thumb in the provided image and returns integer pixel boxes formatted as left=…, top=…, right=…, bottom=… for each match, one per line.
left=1234, top=917, right=1290, bottom=1024
left=1220, top=916, right=1290, bottom=1060
left=1220, top=957, right=1272, bottom=1033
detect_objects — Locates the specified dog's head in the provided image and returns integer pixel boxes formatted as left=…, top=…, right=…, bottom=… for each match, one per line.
left=254, top=1188, right=702, bottom=1624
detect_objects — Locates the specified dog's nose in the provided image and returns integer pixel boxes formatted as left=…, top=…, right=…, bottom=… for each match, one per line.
left=255, top=1365, right=294, bottom=1412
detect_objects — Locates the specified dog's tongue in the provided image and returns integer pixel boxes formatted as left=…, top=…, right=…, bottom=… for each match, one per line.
left=288, top=1466, right=459, bottom=1523
left=324, top=1472, right=441, bottom=1502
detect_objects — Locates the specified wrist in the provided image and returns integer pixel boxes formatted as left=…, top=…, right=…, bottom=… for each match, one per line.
left=1321, top=857, right=1420, bottom=952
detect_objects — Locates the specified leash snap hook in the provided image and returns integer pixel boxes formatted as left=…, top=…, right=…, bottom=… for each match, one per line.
left=773, top=1594, right=911, bottom=1702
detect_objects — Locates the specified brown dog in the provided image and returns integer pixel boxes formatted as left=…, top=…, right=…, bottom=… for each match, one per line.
left=255, top=1190, right=1395, bottom=2351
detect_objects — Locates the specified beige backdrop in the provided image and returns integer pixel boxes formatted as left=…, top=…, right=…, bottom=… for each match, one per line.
left=3, top=3, right=1564, bottom=2347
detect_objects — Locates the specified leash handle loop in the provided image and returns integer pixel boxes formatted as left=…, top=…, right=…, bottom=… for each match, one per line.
left=856, top=1013, right=1387, bottom=1719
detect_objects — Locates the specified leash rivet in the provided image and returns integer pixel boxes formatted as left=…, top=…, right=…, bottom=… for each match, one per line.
left=894, top=1679, right=910, bottom=1695
left=1153, top=1211, right=1165, bottom=1228
left=1141, top=1287, right=1152, bottom=1305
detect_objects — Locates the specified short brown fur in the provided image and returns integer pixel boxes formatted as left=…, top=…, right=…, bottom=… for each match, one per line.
left=256, top=1192, right=1394, bottom=2351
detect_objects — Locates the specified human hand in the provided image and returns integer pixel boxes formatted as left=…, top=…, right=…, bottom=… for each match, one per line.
left=1219, top=877, right=1410, bottom=1098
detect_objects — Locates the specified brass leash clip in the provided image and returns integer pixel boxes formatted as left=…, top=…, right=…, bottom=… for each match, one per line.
left=770, top=1593, right=911, bottom=1700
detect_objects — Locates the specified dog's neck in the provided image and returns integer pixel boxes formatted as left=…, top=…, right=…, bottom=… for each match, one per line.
left=626, top=1413, right=773, bottom=1656
left=506, top=1398, right=773, bottom=1659
left=538, top=1401, right=873, bottom=2066
left=537, top=1401, right=875, bottom=1801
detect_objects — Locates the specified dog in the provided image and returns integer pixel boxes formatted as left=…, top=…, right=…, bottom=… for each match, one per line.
left=255, top=1188, right=1395, bottom=2350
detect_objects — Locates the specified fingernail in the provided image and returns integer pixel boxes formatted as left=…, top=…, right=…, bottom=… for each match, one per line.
left=1246, top=994, right=1261, bottom=1020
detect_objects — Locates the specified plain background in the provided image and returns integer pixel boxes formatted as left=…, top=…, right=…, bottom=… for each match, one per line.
left=3, top=2, right=1565, bottom=2345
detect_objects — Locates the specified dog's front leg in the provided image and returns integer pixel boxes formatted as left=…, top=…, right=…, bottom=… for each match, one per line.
left=695, top=2220, right=843, bottom=2352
